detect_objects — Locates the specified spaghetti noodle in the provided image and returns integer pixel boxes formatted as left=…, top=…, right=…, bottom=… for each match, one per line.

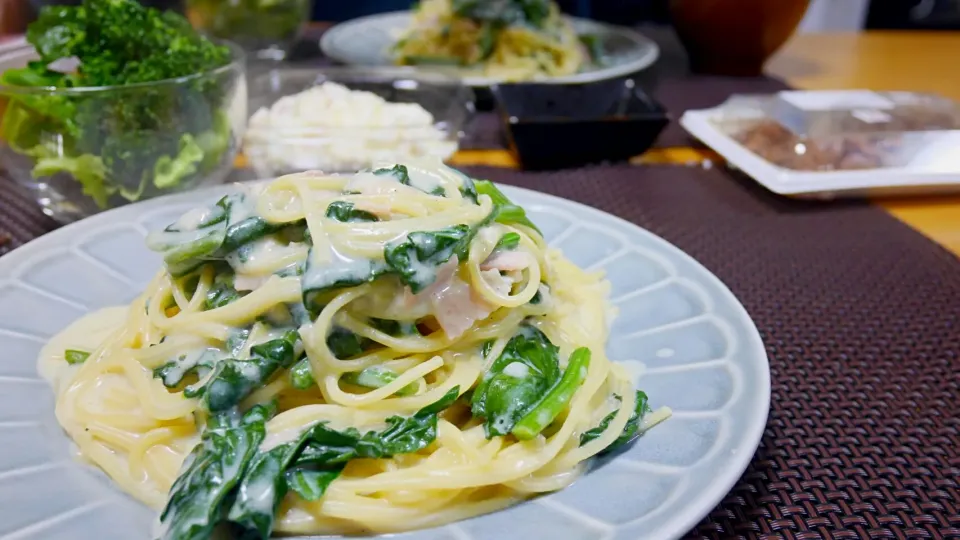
left=39, top=161, right=668, bottom=539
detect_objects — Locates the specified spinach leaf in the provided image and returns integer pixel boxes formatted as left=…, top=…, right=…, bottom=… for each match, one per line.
left=373, top=164, right=411, bottom=184
left=471, top=326, right=562, bottom=437
left=474, top=180, right=540, bottom=234
left=478, top=23, right=497, bottom=60
left=342, top=366, right=419, bottom=397
left=512, top=347, right=591, bottom=440
left=457, top=171, right=479, bottom=203
left=384, top=225, right=470, bottom=293
left=284, top=468, right=342, bottom=501
left=154, top=349, right=218, bottom=388
left=205, top=269, right=242, bottom=310
left=146, top=193, right=293, bottom=277
left=530, top=284, right=548, bottom=305
left=579, top=390, right=651, bottom=453
left=189, top=331, right=301, bottom=412
left=452, top=0, right=551, bottom=29
left=146, top=195, right=231, bottom=277
left=450, top=0, right=551, bottom=65
left=494, top=232, right=521, bottom=252
left=301, top=246, right=390, bottom=313
left=221, top=216, right=286, bottom=255
left=226, top=327, right=251, bottom=357
left=325, top=201, right=380, bottom=223
left=226, top=443, right=297, bottom=538
left=327, top=327, right=373, bottom=359
left=355, top=384, right=459, bottom=456
left=579, top=33, right=608, bottom=66
left=289, top=357, right=315, bottom=390
left=64, top=349, right=90, bottom=364
left=370, top=317, right=420, bottom=336
left=225, top=387, right=459, bottom=538
left=159, top=402, right=275, bottom=540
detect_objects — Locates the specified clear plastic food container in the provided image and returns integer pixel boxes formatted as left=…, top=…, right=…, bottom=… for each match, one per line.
left=243, top=67, right=474, bottom=177
left=681, top=90, right=960, bottom=198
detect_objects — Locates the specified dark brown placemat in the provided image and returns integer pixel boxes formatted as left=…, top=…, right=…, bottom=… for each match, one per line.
left=458, top=164, right=960, bottom=539
left=0, top=177, right=57, bottom=256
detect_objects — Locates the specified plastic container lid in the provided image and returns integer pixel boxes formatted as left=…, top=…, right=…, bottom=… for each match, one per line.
left=680, top=90, right=960, bottom=199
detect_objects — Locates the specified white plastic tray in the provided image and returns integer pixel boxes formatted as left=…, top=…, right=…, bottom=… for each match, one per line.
left=681, top=107, right=960, bottom=200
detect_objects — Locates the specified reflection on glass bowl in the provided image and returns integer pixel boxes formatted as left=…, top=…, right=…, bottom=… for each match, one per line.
left=0, top=42, right=247, bottom=223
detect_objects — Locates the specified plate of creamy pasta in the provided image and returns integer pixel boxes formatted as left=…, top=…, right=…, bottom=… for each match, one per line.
left=320, top=2, right=659, bottom=86
left=0, top=161, right=769, bottom=540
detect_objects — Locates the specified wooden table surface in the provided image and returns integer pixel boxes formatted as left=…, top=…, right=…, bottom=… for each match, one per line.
left=455, top=31, right=960, bottom=257
left=767, top=31, right=960, bottom=257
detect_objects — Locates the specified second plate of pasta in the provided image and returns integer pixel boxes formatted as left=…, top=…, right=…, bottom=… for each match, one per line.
left=0, top=163, right=768, bottom=540
left=319, top=8, right=660, bottom=86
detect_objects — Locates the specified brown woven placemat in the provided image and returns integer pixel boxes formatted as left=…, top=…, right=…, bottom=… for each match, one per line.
left=457, top=164, right=959, bottom=539
left=0, top=177, right=57, bottom=256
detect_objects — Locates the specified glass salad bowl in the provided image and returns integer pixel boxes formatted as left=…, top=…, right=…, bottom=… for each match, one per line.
left=243, top=67, right=474, bottom=177
left=0, top=42, right=248, bottom=223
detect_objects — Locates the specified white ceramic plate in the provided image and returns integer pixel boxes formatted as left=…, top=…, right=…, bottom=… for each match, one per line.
left=319, top=11, right=660, bottom=87
left=0, top=183, right=769, bottom=540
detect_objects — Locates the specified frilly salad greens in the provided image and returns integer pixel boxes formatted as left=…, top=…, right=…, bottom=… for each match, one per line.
left=0, top=0, right=237, bottom=209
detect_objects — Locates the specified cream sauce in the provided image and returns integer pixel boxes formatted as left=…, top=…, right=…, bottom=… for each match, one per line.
left=37, top=306, right=129, bottom=389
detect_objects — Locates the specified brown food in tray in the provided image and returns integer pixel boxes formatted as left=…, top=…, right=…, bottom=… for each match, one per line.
left=732, top=105, right=958, bottom=172
left=733, top=121, right=885, bottom=171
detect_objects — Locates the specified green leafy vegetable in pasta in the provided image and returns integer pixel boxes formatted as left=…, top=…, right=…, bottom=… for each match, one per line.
left=326, top=326, right=372, bottom=359
left=342, top=366, right=420, bottom=396
left=146, top=193, right=295, bottom=277
left=153, top=331, right=301, bottom=410
left=300, top=247, right=390, bottom=312
left=289, top=357, right=315, bottom=390
left=471, top=326, right=561, bottom=437
left=199, top=331, right=301, bottom=412
left=159, top=402, right=275, bottom=540
left=384, top=225, right=470, bottom=293
left=512, top=347, right=590, bottom=440
left=325, top=201, right=380, bottom=223
left=205, top=268, right=242, bottom=310
left=172, top=387, right=460, bottom=540
left=370, top=317, right=421, bottom=336
left=579, top=390, right=652, bottom=452
left=458, top=172, right=479, bottom=203
left=474, top=180, right=541, bottom=233
left=444, top=0, right=552, bottom=64
left=494, top=232, right=521, bottom=252
left=373, top=164, right=412, bottom=184
left=64, top=349, right=91, bottom=364
left=578, top=33, right=608, bottom=66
